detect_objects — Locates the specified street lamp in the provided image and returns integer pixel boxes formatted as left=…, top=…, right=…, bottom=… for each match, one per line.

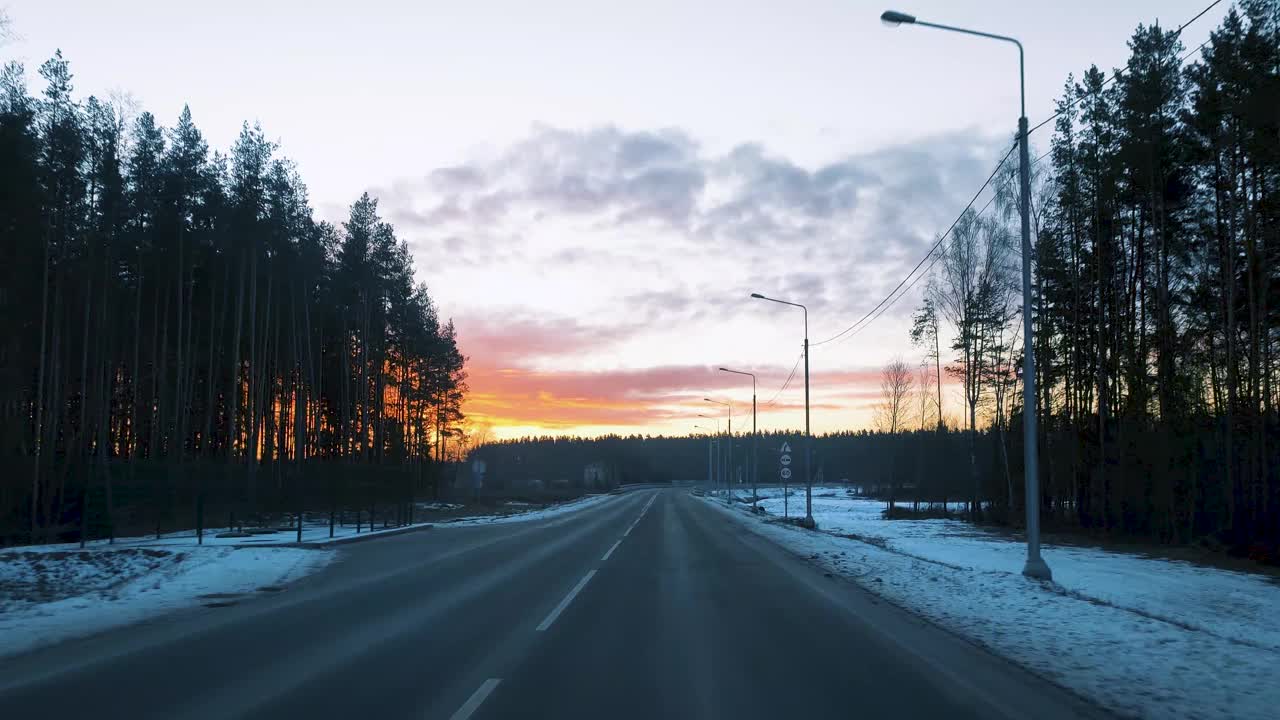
left=704, top=398, right=731, bottom=501
left=880, top=9, right=1050, bottom=581
left=720, top=367, right=758, bottom=510
left=694, top=424, right=714, bottom=492
left=697, top=414, right=720, bottom=494
left=751, top=292, right=814, bottom=526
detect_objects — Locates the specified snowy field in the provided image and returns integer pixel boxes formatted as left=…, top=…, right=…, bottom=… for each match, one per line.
left=715, top=486, right=1280, bottom=720
left=0, top=545, right=330, bottom=659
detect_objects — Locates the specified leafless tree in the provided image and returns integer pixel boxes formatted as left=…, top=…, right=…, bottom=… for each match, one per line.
left=877, top=357, right=914, bottom=435
left=877, top=357, right=913, bottom=514
left=913, top=362, right=936, bottom=512
left=929, top=209, right=1015, bottom=519
left=915, top=362, right=936, bottom=432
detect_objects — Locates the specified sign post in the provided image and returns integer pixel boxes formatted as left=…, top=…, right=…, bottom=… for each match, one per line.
left=779, top=441, right=792, bottom=519
left=471, top=459, right=486, bottom=504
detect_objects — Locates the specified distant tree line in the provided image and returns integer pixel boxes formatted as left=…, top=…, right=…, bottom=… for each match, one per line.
left=0, top=50, right=466, bottom=544
left=463, top=430, right=990, bottom=512
left=468, top=435, right=686, bottom=490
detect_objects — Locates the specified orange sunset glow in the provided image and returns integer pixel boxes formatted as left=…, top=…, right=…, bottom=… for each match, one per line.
left=453, top=316, right=951, bottom=439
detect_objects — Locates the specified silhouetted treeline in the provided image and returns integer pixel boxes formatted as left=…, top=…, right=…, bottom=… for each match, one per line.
left=1031, top=5, right=1278, bottom=551
left=464, top=430, right=945, bottom=494
left=468, top=434, right=693, bottom=489
left=0, top=52, right=466, bottom=544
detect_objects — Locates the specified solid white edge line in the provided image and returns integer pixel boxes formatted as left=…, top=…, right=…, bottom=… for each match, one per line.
left=536, top=569, right=597, bottom=631
left=449, top=678, right=502, bottom=720
left=601, top=539, right=622, bottom=561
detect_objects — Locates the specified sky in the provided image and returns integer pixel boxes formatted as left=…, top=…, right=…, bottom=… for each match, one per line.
left=2, top=0, right=1230, bottom=439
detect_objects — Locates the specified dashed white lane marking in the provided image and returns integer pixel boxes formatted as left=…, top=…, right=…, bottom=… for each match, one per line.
left=601, top=540, right=622, bottom=561
left=536, top=570, right=597, bottom=632
left=622, top=492, right=659, bottom=537
left=449, top=678, right=501, bottom=720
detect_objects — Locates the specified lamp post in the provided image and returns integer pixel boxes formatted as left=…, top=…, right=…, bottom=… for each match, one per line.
left=694, top=424, right=714, bottom=492
left=719, top=367, right=757, bottom=510
left=698, top=414, right=720, bottom=495
left=751, top=292, right=813, bottom=526
left=704, top=398, right=731, bottom=501
left=880, top=9, right=1050, bottom=581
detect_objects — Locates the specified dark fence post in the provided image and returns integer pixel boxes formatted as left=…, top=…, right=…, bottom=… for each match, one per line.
left=196, top=477, right=204, bottom=545
left=79, top=481, right=89, bottom=549
left=296, top=467, right=303, bottom=543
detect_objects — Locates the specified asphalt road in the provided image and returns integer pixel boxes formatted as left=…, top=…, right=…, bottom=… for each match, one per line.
left=0, top=488, right=1107, bottom=719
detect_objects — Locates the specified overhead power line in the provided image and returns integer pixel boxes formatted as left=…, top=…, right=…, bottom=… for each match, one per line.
left=763, top=352, right=803, bottom=407
left=1026, top=0, right=1223, bottom=137
left=810, top=142, right=1016, bottom=348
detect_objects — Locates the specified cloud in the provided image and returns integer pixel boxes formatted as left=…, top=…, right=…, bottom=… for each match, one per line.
left=462, top=359, right=850, bottom=430
left=362, top=123, right=1007, bottom=434
left=453, top=310, right=636, bottom=365
left=368, top=124, right=1001, bottom=280
left=456, top=310, right=894, bottom=432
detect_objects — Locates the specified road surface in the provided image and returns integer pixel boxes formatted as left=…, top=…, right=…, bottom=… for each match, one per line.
left=0, top=488, right=1107, bottom=719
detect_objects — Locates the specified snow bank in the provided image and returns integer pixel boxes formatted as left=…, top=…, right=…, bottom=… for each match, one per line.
left=0, top=545, right=331, bottom=659
left=9, top=494, right=612, bottom=554
left=711, top=489, right=1280, bottom=720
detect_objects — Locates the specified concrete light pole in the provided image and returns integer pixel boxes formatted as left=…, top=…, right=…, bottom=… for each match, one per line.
left=704, top=398, right=731, bottom=501
left=719, top=367, right=757, bottom=510
left=881, top=9, right=1051, bottom=580
left=694, top=424, right=714, bottom=492
left=698, top=415, right=720, bottom=495
left=751, top=293, right=813, bottom=526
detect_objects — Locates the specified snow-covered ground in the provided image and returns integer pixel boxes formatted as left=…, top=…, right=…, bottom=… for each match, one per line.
left=715, top=486, right=1280, bottom=720
left=0, top=492, right=615, bottom=660
left=8, top=493, right=613, bottom=554
left=0, top=545, right=330, bottom=659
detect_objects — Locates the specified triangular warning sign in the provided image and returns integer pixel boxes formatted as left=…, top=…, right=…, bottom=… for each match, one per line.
left=780, top=441, right=792, bottom=453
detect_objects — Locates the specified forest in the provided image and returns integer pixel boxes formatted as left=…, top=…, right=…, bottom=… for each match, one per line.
left=476, top=3, right=1280, bottom=562
left=921, top=2, right=1280, bottom=555
left=0, top=49, right=467, bottom=545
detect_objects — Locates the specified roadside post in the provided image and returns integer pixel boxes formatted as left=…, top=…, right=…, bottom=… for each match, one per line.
left=471, top=458, right=486, bottom=505
left=780, top=440, right=793, bottom=519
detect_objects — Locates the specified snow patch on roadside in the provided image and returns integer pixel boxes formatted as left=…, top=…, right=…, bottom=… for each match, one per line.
left=0, top=546, right=332, bottom=659
left=708, top=492, right=1279, bottom=720
left=741, top=487, right=1280, bottom=653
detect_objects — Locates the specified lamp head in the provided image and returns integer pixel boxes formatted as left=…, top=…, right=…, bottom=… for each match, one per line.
left=880, top=10, right=916, bottom=26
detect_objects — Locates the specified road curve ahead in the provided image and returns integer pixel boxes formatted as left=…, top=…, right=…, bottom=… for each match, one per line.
left=0, top=488, right=1107, bottom=720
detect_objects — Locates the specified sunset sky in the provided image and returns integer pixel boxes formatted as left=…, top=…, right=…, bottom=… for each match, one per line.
left=7, top=0, right=1229, bottom=438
